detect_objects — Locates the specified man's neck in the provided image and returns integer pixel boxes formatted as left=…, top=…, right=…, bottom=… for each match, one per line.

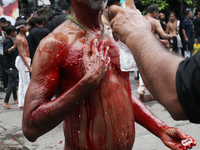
left=8, top=35, right=14, bottom=40
left=19, top=31, right=25, bottom=37
left=71, top=7, right=102, bottom=31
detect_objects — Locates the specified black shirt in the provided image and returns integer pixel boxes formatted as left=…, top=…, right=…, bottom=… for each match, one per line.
left=29, top=27, right=50, bottom=60
left=3, top=37, right=18, bottom=69
left=48, top=12, right=68, bottom=32
left=176, top=51, right=200, bottom=123
left=193, top=16, right=200, bottom=38
left=27, top=28, right=36, bottom=61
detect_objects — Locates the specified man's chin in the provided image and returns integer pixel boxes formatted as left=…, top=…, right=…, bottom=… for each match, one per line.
left=88, top=0, right=108, bottom=10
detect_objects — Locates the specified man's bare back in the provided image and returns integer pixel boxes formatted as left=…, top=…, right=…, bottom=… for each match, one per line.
left=15, top=34, right=29, bottom=57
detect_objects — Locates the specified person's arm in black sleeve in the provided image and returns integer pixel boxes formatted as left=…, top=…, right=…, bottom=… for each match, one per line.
left=176, top=51, right=200, bottom=123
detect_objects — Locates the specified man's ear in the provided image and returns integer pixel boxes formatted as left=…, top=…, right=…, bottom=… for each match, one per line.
left=104, top=6, right=108, bottom=12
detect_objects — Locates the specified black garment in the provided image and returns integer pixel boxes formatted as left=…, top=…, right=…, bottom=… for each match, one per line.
left=3, top=37, right=18, bottom=69
left=193, top=16, right=200, bottom=39
left=48, top=12, right=68, bottom=32
left=176, top=51, right=200, bottom=123
left=171, top=36, right=178, bottom=53
left=3, top=37, right=18, bottom=103
left=160, top=20, right=166, bottom=31
left=29, top=27, right=50, bottom=61
left=27, top=28, right=36, bottom=61
left=4, top=68, right=18, bottom=103
left=0, top=55, right=8, bottom=89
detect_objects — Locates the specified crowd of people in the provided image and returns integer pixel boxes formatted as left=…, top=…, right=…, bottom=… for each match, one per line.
left=133, top=5, right=200, bottom=100
left=0, top=0, right=199, bottom=149
left=0, top=0, right=71, bottom=109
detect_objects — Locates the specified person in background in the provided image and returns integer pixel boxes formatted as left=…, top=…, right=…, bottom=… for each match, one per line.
left=109, top=0, right=200, bottom=123
left=166, top=11, right=182, bottom=55
left=182, top=10, right=194, bottom=58
left=0, top=17, right=7, bottom=91
left=28, top=16, right=50, bottom=62
left=159, top=12, right=166, bottom=32
left=3, top=25, right=18, bottom=109
left=48, top=1, right=71, bottom=32
left=193, top=8, right=200, bottom=44
left=26, top=17, right=38, bottom=62
left=15, top=19, right=31, bottom=110
left=0, top=0, right=15, bottom=25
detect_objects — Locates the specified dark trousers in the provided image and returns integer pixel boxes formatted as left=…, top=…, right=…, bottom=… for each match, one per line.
left=4, top=68, right=18, bottom=103
left=0, top=55, right=8, bottom=88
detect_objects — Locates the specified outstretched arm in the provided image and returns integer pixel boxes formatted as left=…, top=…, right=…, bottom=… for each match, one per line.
left=109, top=0, right=187, bottom=120
left=156, top=20, right=172, bottom=40
left=22, top=38, right=109, bottom=142
left=132, top=95, right=196, bottom=150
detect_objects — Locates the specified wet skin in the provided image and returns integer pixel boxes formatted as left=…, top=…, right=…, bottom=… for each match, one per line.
left=23, top=20, right=135, bottom=149
left=23, top=2, right=196, bottom=149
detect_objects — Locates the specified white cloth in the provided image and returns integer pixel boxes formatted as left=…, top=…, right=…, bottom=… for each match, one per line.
left=15, top=56, right=30, bottom=107
left=177, top=34, right=182, bottom=48
left=0, top=15, right=16, bottom=25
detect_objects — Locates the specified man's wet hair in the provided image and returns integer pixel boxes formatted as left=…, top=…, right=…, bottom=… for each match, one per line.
left=0, top=0, right=3, bottom=7
left=146, top=5, right=158, bottom=13
left=107, top=0, right=120, bottom=7
left=4, top=25, right=16, bottom=35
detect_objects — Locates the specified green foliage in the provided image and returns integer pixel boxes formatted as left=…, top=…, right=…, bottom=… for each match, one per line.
left=140, top=0, right=199, bottom=9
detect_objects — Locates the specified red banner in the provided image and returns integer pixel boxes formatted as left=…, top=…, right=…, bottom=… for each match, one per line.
left=0, top=0, right=19, bottom=25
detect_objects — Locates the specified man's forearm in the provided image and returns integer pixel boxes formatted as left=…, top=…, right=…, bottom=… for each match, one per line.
left=126, top=32, right=184, bottom=117
left=23, top=76, right=97, bottom=142
left=132, top=95, right=167, bottom=138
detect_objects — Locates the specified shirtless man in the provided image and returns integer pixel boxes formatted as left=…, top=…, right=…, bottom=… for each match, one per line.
left=22, top=0, right=196, bottom=149
left=145, top=5, right=172, bottom=45
left=15, top=19, right=32, bottom=109
left=166, top=12, right=180, bottom=53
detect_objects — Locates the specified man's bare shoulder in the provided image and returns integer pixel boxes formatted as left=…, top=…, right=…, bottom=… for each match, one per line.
left=15, top=34, right=23, bottom=42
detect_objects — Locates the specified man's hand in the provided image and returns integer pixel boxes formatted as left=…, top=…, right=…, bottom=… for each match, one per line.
left=160, top=127, right=196, bottom=150
left=109, top=0, right=151, bottom=43
left=82, top=39, right=110, bottom=87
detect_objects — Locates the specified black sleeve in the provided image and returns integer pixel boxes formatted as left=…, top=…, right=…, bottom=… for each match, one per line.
left=3, top=39, right=13, bottom=56
left=176, top=51, right=200, bottom=123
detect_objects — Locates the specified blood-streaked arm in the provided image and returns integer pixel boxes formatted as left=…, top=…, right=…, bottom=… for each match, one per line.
left=22, top=38, right=109, bottom=142
left=131, top=95, right=196, bottom=150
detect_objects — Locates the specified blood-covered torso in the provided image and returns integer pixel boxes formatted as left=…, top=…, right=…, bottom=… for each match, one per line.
left=49, top=21, right=135, bottom=150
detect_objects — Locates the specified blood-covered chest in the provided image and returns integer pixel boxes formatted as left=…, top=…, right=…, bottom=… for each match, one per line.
left=61, top=40, right=121, bottom=82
